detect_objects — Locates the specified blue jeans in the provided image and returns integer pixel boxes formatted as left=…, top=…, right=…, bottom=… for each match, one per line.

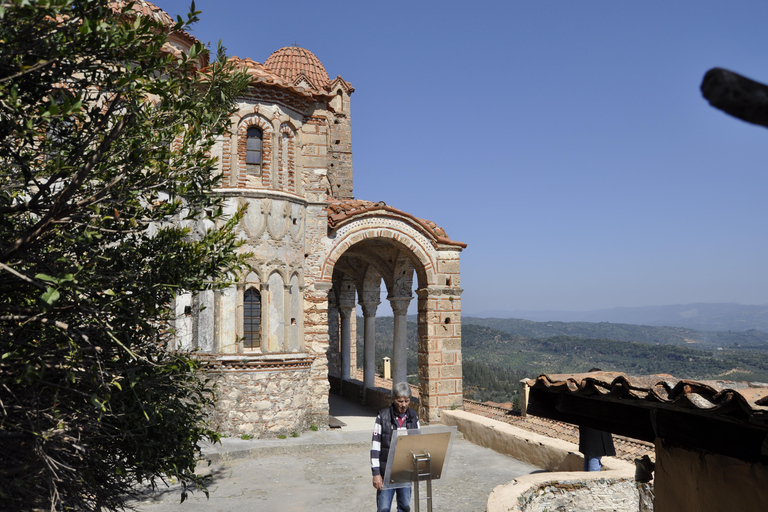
left=584, top=455, right=602, bottom=471
left=377, top=485, right=411, bottom=512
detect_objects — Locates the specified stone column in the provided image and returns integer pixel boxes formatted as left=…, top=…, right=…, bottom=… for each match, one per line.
left=327, top=291, right=340, bottom=377
left=283, top=283, right=292, bottom=351
left=339, top=305, right=354, bottom=380
left=416, top=284, right=463, bottom=424
left=389, top=297, right=411, bottom=385
left=359, top=301, right=380, bottom=391
left=260, top=282, right=269, bottom=352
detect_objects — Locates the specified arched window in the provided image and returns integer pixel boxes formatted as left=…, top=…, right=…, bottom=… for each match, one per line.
left=243, top=288, right=261, bottom=349
left=246, top=127, right=262, bottom=176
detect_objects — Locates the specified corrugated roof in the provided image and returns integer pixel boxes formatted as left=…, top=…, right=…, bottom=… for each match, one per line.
left=326, top=198, right=467, bottom=248
left=526, top=372, right=768, bottom=427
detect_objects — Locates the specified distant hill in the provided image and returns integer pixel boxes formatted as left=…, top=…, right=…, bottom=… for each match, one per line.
left=460, top=324, right=768, bottom=383
left=461, top=317, right=768, bottom=350
left=469, top=303, right=768, bottom=332
left=357, top=314, right=768, bottom=404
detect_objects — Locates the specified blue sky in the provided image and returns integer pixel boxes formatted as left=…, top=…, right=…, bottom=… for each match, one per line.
left=158, top=0, right=768, bottom=314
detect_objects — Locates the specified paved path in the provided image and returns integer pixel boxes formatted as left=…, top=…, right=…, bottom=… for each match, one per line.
left=130, top=396, right=539, bottom=512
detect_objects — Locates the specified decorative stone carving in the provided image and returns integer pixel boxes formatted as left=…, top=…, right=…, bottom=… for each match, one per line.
left=242, top=198, right=267, bottom=238
left=289, top=203, right=305, bottom=242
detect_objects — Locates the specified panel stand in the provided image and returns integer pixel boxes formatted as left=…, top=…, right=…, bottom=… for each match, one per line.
left=382, top=426, right=457, bottom=512
left=412, top=452, right=434, bottom=512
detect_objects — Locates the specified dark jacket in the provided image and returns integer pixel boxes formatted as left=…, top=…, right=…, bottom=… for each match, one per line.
left=579, top=425, right=616, bottom=457
left=370, top=404, right=419, bottom=476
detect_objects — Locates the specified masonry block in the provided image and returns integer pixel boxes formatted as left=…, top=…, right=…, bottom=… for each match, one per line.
left=436, top=379, right=456, bottom=395
left=441, top=363, right=463, bottom=379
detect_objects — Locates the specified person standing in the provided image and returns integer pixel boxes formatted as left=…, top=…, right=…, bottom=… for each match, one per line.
left=579, top=424, right=616, bottom=471
left=371, top=382, right=420, bottom=512
left=579, top=368, right=616, bottom=471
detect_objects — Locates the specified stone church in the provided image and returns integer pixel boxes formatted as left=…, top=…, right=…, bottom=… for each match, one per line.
left=156, top=4, right=466, bottom=437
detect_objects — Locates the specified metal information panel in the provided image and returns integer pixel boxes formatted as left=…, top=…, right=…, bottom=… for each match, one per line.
left=382, top=426, right=457, bottom=488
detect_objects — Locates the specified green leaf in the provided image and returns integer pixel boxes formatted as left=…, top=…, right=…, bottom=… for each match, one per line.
left=41, top=287, right=60, bottom=306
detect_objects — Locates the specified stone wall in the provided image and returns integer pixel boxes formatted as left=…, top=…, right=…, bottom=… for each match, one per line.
left=440, top=410, right=649, bottom=512
left=516, top=479, right=653, bottom=512
left=204, top=355, right=322, bottom=437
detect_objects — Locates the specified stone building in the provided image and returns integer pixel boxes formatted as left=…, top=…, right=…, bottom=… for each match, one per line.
left=153, top=6, right=466, bottom=437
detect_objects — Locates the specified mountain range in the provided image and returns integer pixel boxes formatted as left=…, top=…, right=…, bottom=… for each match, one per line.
left=469, top=303, right=768, bottom=332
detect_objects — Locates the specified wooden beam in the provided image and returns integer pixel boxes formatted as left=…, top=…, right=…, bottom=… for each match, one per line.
left=528, top=389, right=656, bottom=442
left=528, top=388, right=768, bottom=463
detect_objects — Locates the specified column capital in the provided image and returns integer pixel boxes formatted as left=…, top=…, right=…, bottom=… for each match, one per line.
left=388, top=296, right=412, bottom=315
left=359, top=301, right=380, bottom=317
left=338, top=305, right=355, bottom=319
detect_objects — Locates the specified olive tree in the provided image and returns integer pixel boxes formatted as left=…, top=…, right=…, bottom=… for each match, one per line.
left=0, top=1, right=249, bottom=509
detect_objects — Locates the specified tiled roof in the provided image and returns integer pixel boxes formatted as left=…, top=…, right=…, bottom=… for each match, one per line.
left=463, top=400, right=655, bottom=463
left=355, top=370, right=654, bottom=463
left=326, top=199, right=467, bottom=248
left=264, top=46, right=331, bottom=91
left=114, top=0, right=174, bottom=25
left=111, top=1, right=200, bottom=55
left=229, top=57, right=333, bottom=99
left=526, top=372, right=768, bottom=427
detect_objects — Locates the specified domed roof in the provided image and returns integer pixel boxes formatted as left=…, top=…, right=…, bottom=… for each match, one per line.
left=264, top=46, right=330, bottom=90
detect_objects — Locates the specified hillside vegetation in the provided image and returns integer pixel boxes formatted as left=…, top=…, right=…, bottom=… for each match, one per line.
left=357, top=316, right=768, bottom=405
left=462, top=316, right=768, bottom=350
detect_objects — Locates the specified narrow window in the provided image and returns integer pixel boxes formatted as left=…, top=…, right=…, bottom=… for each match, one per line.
left=246, top=127, right=262, bottom=176
left=243, top=288, right=261, bottom=349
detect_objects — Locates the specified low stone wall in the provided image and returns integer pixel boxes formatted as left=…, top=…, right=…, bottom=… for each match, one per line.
left=512, top=478, right=654, bottom=512
left=439, top=410, right=650, bottom=512
left=204, top=354, right=323, bottom=438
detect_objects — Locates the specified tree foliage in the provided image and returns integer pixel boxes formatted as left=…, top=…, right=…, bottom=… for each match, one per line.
left=0, top=1, right=249, bottom=509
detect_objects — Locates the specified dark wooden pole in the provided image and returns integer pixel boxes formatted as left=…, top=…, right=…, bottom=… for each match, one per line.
left=701, top=67, right=768, bottom=129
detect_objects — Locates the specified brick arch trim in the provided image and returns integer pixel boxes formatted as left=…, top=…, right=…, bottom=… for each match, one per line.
left=237, top=115, right=273, bottom=188
left=278, top=122, right=297, bottom=193
left=320, top=218, right=438, bottom=289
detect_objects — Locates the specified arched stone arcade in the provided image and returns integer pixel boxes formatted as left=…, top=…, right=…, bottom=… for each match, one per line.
left=321, top=200, right=466, bottom=423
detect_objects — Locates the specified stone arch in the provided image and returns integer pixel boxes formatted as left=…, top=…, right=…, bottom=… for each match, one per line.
left=264, top=263, right=288, bottom=286
left=243, top=268, right=263, bottom=285
left=321, top=213, right=464, bottom=424
left=237, top=114, right=273, bottom=188
left=321, top=221, right=437, bottom=289
left=287, top=273, right=302, bottom=351
left=266, top=270, right=285, bottom=352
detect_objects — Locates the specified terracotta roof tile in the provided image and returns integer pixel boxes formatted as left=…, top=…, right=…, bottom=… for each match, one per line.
left=526, top=372, right=768, bottom=427
left=264, top=46, right=330, bottom=91
left=110, top=1, right=201, bottom=59
left=229, top=57, right=333, bottom=99
left=113, top=0, right=174, bottom=25
left=463, top=400, right=655, bottom=463
left=353, top=370, right=653, bottom=463
left=326, top=198, right=466, bottom=248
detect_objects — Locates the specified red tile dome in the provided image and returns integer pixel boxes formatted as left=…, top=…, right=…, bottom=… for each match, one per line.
left=264, top=46, right=330, bottom=90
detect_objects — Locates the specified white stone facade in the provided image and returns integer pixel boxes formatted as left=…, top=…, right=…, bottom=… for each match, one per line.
left=170, top=43, right=465, bottom=436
